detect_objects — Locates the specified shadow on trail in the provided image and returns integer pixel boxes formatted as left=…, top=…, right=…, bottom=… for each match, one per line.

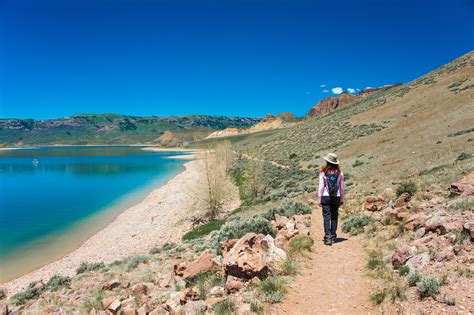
left=333, top=237, right=348, bottom=243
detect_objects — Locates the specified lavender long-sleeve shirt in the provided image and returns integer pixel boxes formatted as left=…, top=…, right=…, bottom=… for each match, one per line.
left=318, top=171, right=345, bottom=203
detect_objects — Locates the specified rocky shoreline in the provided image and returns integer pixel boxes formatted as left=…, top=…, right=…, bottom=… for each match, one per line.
left=2, top=159, right=213, bottom=296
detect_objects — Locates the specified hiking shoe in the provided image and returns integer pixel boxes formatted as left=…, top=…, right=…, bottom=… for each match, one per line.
left=331, top=237, right=337, bottom=244
left=323, top=239, right=332, bottom=246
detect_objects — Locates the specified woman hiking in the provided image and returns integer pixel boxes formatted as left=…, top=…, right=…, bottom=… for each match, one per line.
left=318, top=153, right=345, bottom=245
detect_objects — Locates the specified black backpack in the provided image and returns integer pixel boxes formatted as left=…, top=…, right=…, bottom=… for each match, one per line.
left=325, top=172, right=339, bottom=197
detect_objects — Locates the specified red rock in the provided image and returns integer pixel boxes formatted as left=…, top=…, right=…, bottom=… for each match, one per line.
left=179, top=287, right=199, bottom=303
left=394, top=193, right=411, bottom=208
left=108, top=299, right=121, bottom=314
left=174, top=251, right=216, bottom=280
left=220, top=239, right=238, bottom=254
left=364, top=196, right=385, bottom=212
left=406, top=252, right=431, bottom=269
left=307, top=93, right=360, bottom=117
left=223, top=233, right=286, bottom=280
left=392, top=245, right=413, bottom=268
left=158, top=274, right=174, bottom=288
left=224, top=275, right=246, bottom=293
left=131, top=283, right=149, bottom=295
left=204, top=297, right=225, bottom=307
left=103, top=279, right=121, bottom=290
left=102, top=296, right=116, bottom=309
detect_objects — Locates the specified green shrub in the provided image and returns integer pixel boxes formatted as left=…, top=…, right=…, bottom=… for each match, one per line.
left=211, top=216, right=276, bottom=252
left=456, top=152, right=472, bottom=161
left=0, top=288, right=5, bottom=300
left=417, top=276, right=440, bottom=298
left=10, top=283, right=43, bottom=305
left=258, top=276, right=287, bottom=303
left=76, top=262, right=107, bottom=275
left=46, top=275, right=71, bottom=291
left=341, top=215, right=375, bottom=235
left=399, top=265, right=410, bottom=276
left=250, top=299, right=263, bottom=314
left=287, top=236, right=314, bottom=259
left=263, top=200, right=312, bottom=221
left=110, top=255, right=149, bottom=272
left=456, top=266, right=474, bottom=278
left=396, top=181, right=417, bottom=197
left=367, top=257, right=383, bottom=270
left=213, top=299, right=237, bottom=315
left=407, top=269, right=422, bottom=286
left=370, top=289, right=386, bottom=305
left=186, top=270, right=223, bottom=300
left=352, top=160, right=364, bottom=167
left=280, top=260, right=299, bottom=276
left=83, top=290, right=105, bottom=312
left=149, top=242, right=177, bottom=254
left=182, top=220, right=226, bottom=241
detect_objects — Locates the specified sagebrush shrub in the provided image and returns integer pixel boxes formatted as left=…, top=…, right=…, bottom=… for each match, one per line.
left=417, top=276, right=440, bottom=298
left=407, top=268, right=422, bottom=286
left=287, top=236, right=314, bottom=259
left=210, top=216, right=277, bottom=253
left=396, top=181, right=417, bottom=197
left=76, top=262, right=106, bottom=275
left=263, top=200, right=312, bottom=220
left=341, top=215, right=375, bottom=235
left=46, top=275, right=71, bottom=291
left=258, top=276, right=287, bottom=303
left=214, top=299, right=237, bottom=315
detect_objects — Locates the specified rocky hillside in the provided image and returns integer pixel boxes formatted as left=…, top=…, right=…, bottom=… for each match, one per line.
left=307, top=85, right=401, bottom=118
left=0, top=114, right=261, bottom=147
left=206, top=113, right=300, bottom=139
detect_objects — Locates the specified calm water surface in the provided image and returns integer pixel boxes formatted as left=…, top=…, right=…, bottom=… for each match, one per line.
left=0, top=146, right=187, bottom=282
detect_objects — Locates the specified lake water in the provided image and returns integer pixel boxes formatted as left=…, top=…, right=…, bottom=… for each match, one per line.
left=0, top=146, right=187, bottom=282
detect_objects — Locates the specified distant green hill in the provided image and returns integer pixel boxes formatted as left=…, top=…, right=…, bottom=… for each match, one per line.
left=0, top=114, right=261, bottom=147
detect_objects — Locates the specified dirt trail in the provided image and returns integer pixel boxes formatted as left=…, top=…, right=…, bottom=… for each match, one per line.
left=275, top=209, right=376, bottom=315
left=238, top=152, right=289, bottom=169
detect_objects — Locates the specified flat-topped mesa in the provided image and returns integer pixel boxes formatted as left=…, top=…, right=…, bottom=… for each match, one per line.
left=206, top=112, right=300, bottom=139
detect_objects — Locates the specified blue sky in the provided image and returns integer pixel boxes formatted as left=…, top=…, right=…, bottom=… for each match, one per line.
left=1, top=0, right=473, bottom=119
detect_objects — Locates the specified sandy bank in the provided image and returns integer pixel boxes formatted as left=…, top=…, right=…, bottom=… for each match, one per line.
left=2, top=159, right=210, bottom=295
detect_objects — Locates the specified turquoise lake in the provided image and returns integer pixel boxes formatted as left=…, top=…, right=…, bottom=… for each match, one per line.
left=0, top=146, right=187, bottom=282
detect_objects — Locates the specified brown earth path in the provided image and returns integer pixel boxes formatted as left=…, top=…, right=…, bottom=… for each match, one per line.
left=275, top=209, right=377, bottom=315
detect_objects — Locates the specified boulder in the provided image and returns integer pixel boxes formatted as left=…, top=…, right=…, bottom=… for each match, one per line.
left=108, top=299, right=121, bottom=314
left=164, top=292, right=181, bottom=313
left=205, top=297, right=225, bottom=307
left=364, top=196, right=385, bottom=212
left=224, top=275, right=246, bottom=293
left=209, top=286, right=224, bottom=296
left=131, top=283, right=149, bottom=295
left=174, top=251, right=216, bottom=280
left=464, top=221, right=474, bottom=240
left=394, top=193, right=411, bottom=208
left=425, top=214, right=449, bottom=235
left=435, top=246, right=455, bottom=262
left=406, top=252, right=431, bottom=269
left=103, top=279, right=121, bottom=291
left=223, top=233, right=287, bottom=280
left=181, top=300, right=206, bottom=314
left=392, top=245, right=413, bottom=268
left=179, top=287, right=200, bottom=304
left=158, top=273, right=174, bottom=288
left=102, top=296, right=117, bottom=309
left=273, top=214, right=290, bottom=229
left=220, top=239, right=238, bottom=254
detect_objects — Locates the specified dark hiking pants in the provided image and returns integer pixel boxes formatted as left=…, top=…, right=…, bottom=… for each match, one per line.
left=321, top=196, right=340, bottom=241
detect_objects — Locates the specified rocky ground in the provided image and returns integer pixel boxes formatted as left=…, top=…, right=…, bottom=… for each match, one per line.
left=359, top=173, right=474, bottom=314
left=0, top=202, right=315, bottom=314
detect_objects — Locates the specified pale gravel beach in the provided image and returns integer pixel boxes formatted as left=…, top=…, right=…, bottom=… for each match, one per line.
left=2, top=157, right=239, bottom=295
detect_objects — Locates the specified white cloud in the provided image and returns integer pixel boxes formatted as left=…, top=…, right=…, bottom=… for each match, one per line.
left=331, top=87, right=343, bottom=94
left=347, top=88, right=356, bottom=94
left=320, top=84, right=326, bottom=88
left=364, top=86, right=374, bottom=90
left=356, top=88, right=361, bottom=91
left=322, top=89, right=329, bottom=93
